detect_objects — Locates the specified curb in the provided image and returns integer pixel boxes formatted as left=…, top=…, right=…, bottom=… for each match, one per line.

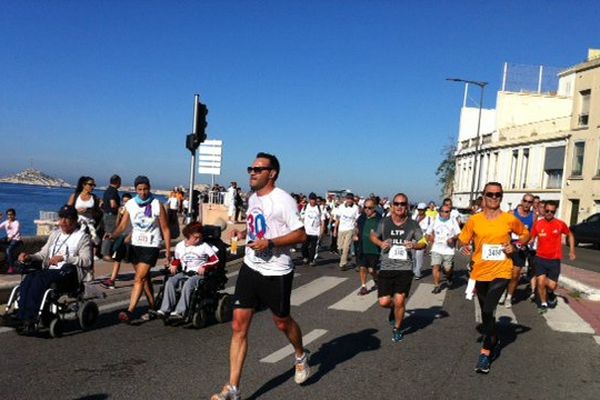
left=559, top=275, right=600, bottom=301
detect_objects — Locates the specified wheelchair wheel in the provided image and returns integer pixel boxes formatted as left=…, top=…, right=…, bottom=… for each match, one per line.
left=215, top=294, right=233, bottom=323
left=49, top=318, right=63, bottom=338
left=78, top=301, right=99, bottom=330
left=191, top=308, right=208, bottom=329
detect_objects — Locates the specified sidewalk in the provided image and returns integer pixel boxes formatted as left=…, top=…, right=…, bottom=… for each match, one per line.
left=558, top=263, right=600, bottom=335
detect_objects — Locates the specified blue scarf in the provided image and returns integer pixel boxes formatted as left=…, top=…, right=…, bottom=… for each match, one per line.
left=134, top=194, right=155, bottom=217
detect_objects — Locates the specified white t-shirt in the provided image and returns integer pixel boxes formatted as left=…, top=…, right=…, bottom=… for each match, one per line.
left=426, top=217, right=461, bottom=256
left=48, top=228, right=87, bottom=269
left=301, top=204, right=325, bottom=236
left=174, top=241, right=218, bottom=273
left=244, top=187, right=304, bottom=276
left=167, top=197, right=179, bottom=210
left=125, top=198, right=163, bottom=248
left=335, top=204, right=360, bottom=232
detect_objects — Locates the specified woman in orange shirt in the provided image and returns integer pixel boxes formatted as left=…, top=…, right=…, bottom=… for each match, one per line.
left=458, top=182, right=529, bottom=374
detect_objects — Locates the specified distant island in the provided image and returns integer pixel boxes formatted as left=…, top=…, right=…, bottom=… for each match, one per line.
left=0, top=168, right=72, bottom=188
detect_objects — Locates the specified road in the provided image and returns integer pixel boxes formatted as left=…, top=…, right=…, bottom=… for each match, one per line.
left=1, top=251, right=599, bottom=400
left=564, top=244, right=600, bottom=273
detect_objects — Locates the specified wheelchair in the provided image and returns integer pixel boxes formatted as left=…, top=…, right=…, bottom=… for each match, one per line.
left=3, top=262, right=99, bottom=338
left=155, top=225, right=233, bottom=329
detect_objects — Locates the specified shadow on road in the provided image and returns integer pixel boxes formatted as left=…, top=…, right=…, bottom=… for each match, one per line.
left=246, top=328, right=380, bottom=399
left=403, top=306, right=450, bottom=335
left=72, top=394, right=110, bottom=400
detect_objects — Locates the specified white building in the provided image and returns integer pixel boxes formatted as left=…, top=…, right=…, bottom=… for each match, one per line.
left=452, top=63, right=574, bottom=214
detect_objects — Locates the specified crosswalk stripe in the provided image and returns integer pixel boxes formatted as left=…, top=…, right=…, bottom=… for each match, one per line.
left=328, top=280, right=378, bottom=312
left=291, top=276, right=347, bottom=306
left=406, top=283, right=446, bottom=311
left=542, top=298, right=595, bottom=334
left=473, top=299, right=518, bottom=325
left=260, top=328, right=328, bottom=363
left=226, top=271, right=239, bottom=279
left=0, top=327, right=13, bottom=334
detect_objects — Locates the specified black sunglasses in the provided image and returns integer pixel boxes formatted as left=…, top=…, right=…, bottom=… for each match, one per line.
left=545, top=209, right=556, bottom=214
left=393, top=201, right=408, bottom=207
left=86, top=182, right=96, bottom=187
left=522, top=199, right=533, bottom=204
left=364, top=206, right=375, bottom=210
left=247, top=166, right=273, bottom=174
left=484, top=192, right=502, bottom=199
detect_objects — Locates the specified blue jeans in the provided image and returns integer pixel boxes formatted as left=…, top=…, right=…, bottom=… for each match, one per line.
left=1, top=238, right=22, bottom=268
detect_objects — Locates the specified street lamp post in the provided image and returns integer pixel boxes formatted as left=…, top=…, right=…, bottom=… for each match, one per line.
left=447, top=78, right=488, bottom=206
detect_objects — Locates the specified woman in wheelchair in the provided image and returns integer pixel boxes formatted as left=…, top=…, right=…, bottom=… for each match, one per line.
left=157, top=222, right=219, bottom=322
left=15, top=205, right=92, bottom=333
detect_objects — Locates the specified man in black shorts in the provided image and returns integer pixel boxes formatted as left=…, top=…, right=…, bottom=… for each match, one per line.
left=355, top=198, right=381, bottom=295
left=370, top=193, right=426, bottom=343
left=211, top=152, right=309, bottom=400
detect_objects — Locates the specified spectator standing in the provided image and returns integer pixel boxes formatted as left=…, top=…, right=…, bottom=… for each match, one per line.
left=101, top=175, right=121, bottom=260
left=0, top=208, right=23, bottom=274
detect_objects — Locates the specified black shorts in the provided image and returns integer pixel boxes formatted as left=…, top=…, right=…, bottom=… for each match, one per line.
left=233, top=263, right=294, bottom=318
left=377, top=270, right=413, bottom=298
left=130, top=246, right=160, bottom=266
left=511, top=247, right=530, bottom=268
left=358, top=254, right=380, bottom=270
left=534, top=256, right=561, bottom=282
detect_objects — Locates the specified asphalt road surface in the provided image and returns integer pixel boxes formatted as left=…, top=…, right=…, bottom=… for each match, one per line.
left=1, top=251, right=599, bottom=400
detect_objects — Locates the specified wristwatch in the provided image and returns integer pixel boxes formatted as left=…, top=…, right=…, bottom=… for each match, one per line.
left=267, top=239, right=275, bottom=250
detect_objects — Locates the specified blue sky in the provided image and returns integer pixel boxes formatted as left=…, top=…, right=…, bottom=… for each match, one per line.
left=1, top=1, right=598, bottom=202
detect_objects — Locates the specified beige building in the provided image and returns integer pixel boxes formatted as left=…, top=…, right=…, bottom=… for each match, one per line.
left=560, top=50, right=600, bottom=224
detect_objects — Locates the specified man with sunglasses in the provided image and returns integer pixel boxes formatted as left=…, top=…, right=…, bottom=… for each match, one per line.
left=212, top=152, right=310, bottom=400
left=458, top=182, right=529, bottom=374
left=355, top=198, right=381, bottom=295
left=371, top=193, right=426, bottom=343
left=528, top=201, right=575, bottom=314
left=501, top=193, right=537, bottom=308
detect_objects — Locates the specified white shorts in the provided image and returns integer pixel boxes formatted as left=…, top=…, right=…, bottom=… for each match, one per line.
left=431, top=252, right=454, bottom=270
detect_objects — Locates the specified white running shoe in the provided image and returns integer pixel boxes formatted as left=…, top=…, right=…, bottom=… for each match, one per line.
left=294, top=352, right=311, bottom=384
left=211, top=384, right=240, bottom=400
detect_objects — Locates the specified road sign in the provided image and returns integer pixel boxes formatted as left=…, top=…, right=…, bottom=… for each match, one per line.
left=198, top=140, right=223, bottom=175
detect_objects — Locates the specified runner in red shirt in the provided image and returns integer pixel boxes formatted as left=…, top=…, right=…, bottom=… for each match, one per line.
left=528, top=200, right=576, bottom=314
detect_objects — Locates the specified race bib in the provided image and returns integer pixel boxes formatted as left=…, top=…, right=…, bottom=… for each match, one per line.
left=132, top=231, right=153, bottom=246
left=482, top=244, right=506, bottom=261
left=389, top=245, right=408, bottom=260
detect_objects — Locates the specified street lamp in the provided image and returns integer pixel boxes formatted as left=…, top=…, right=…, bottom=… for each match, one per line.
left=447, top=78, right=488, bottom=206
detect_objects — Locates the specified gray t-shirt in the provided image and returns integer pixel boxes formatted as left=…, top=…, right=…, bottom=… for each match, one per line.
left=375, top=216, right=423, bottom=271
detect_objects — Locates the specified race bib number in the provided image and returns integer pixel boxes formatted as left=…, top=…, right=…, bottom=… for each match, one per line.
left=482, top=244, right=505, bottom=261
left=389, top=245, right=408, bottom=260
left=132, top=231, right=153, bottom=246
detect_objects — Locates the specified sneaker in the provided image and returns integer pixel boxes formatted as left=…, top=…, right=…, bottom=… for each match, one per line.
left=474, top=354, right=491, bottom=374
left=415, top=275, right=422, bottom=280
left=118, top=310, right=132, bottom=324
left=339, top=264, right=351, bottom=271
left=294, top=351, right=311, bottom=384
left=7, top=266, right=16, bottom=274
left=357, top=286, right=369, bottom=296
left=548, top=298, right=558, bottom=309
left=309, top=261, right=317, bottom=267
left=392, top=327, right=404, bottom=343
left=432, top=285, right=442, bottom=294
left=302, top=258, right=309, bottom=264
left=100, top=279, right=116, bottom=289
left=529, top=291, right=536, bottom=302
left=168, top=312, right=184, bottom=322
left=446, top=279, right=454, bottom=289
left=538, top=305, right=548, bottom=314
left=210, top=384, right=240, bottom=400
left=505, top=298, right=513, bottom=309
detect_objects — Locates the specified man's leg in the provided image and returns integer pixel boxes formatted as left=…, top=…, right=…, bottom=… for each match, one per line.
left=338, top=230, right=352, bottom=267
left=307, top=235, right=318, bottom=262
left=300, top=238, right=310, bottom=262
left=392, top=292, right=407, bottom=330
left=432, top=265, right=441, bottom=288
left=273, top=315, right=305, bottom=357
left=229, top=308, right=255, bottom=387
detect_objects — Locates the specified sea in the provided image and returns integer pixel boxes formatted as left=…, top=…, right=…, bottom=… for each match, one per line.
left=0, top=183, right=166, bottom=237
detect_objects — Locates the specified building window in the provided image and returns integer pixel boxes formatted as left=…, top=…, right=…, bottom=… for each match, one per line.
left=510, top=149, right=518, bottom=189
left=544, top=146, right=565, bottom=189
left=571, top=142, right=585, bottom=177
left=579, top=89, right=591, bottom=127
left=520, top=148, right=529, bottom=188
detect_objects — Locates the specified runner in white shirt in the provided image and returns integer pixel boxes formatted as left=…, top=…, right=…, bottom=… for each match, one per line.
left=427, top=204, right=461, bottom=293
left=412, top=203, right=433, bottom=279
left=300, top=192, right=325, bottom=266
left=334, top=193, right=360, bottom=270
left=212, top=152, right=310, bottom=400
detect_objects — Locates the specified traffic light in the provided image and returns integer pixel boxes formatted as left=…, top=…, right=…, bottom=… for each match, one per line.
left=195, top=101, right=208, bottom=143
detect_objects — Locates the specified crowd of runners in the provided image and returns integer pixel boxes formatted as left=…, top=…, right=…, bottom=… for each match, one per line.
left=1, top=150, right=577, bottom=399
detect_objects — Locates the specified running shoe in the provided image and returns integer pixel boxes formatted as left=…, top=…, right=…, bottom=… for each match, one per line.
left=302, top=258, right=309, bottom=265
left=100, top=279, right=116, bottom=289
left=357, top=286, right=369, bottom=296
left=529, top=291, right=536, bottom=302
left=505, top=298, right=515, bottom=309
left=414, top=275, right=422, bottom=280
left=294, top=351, right=311, bottom=384
left=547, top=298, right=558, bottom=309
left=210, top=384, right=240, bottom=400
left=309, top=261, right=317, bottom=267
left=432, top=285, right=442, bottom=294
left=118, top=310, right=132, bottom=324
left=538, top=305, right=548, bottom=314
left=474, top=354, right=491, bottom=374
left=498, top=291, right=507, bottom=305
left=7, top=266, right=16, bottom=274
left=392, top=327, right=404, bottom=343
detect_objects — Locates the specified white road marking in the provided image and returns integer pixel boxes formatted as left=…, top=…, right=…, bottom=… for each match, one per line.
left=328, top=280, right=378, bottom=312
left=260, top=329, right=327, bottom=363
left=291, top=276, right=346, bottom=306
left=594, top=336, right=600, bottom=346
left=542, top=298, right=595, bottom=334
left=406, top=283, right=446, bottom=311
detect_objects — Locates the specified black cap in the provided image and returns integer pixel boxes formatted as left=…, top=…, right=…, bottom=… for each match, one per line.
left=58, top=205, right=78, bottom=220
left=134, top=175, right=150, bottom=187
left=309, top=192, right=317, bottom=200
left=346, top=192, right=354, bottom=199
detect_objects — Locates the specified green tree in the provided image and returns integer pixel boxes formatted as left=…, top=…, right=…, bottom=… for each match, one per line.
left=435, top=141, right=457, bottom=197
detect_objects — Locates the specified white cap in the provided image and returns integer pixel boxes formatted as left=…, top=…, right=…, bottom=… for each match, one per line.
left=417, top=202, right=427, bottom=210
